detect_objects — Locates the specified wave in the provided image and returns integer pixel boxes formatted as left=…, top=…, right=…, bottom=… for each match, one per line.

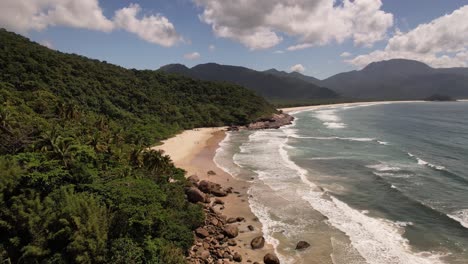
left=407, top=153, right=446, bottom=171
left=240, top=128, right=445, bottom=264
left=289, top=135, right=392, bottom=147
left=314, top=109, right=347, bottom=129
left=213, top=132, right=243, bottom=179
left=367, top=163, right=402, bottom=172
left=447, top=209, right=468, bottom=229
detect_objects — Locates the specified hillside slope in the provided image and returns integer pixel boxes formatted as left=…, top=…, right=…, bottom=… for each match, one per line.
left=0, top=29, right=275, bottom=263
left=160, top=63, right=338, bottom=101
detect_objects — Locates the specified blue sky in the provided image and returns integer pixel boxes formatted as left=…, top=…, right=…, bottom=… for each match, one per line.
left=2, top=0, right=467, bottom=79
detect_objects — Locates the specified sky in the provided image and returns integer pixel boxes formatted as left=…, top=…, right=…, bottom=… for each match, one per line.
left=1, top=0, right=467, bottom=79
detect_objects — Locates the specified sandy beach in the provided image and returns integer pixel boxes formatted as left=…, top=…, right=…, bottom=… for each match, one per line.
left=280, top=100, right=424, bottom=113
left=153, top=128, right=275, bottom=263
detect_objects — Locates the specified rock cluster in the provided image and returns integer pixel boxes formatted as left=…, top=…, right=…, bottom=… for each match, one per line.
left=186, top=176, right=280, bottom=264
left=227, top=113, right=294, bottom=131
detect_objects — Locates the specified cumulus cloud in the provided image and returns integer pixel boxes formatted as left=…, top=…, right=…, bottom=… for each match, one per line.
left=0, top=0, right=114, bottom=33
left=340, top=52, right=352, bottom=58
left=114, top=4, right=181, bottom=47
left=184, top=52, right=201, bottom=60
left=209, top=44, right=216, bottom=51
left=290, top=64, right=306, bottom=73
left=348, top=5, right=468, bottom=68
left=194, top=0, right=393, bottom=50
left=0, top=1, right=182, bottom=47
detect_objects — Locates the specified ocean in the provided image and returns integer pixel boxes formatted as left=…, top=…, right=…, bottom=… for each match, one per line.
left=214, top=101, right=468, bottom=264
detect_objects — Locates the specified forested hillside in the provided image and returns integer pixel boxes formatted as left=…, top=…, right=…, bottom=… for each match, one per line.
left=159, top=63, right=338, bottom=102
left=0, top=29, right=275, bottom=263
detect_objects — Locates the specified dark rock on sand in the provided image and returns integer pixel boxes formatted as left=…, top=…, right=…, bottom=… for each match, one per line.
left=264, top=253, right=280, bottom=264
left=186, top=187, right=208, bottom=203
left=227, top=217, right=238, bottom=223
left=224, top=225, right=239, bottom=238
left=207, top=170, right=217, bottom=175
left=233, top=252, right=242, bottom=262
left=295, top=241, right=311, bottom=250
left=250, top=236, right=265, bottom=249
left=198, top=180, right=228, bottom=197
left=188, top=175, right=200, bottom=184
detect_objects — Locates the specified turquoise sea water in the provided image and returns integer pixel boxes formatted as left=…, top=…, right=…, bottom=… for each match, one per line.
left=215, top=102, right=468, bottom=264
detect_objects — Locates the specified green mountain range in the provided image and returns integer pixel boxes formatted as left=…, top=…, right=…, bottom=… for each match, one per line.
left=159, top=63, right=338, bottom=102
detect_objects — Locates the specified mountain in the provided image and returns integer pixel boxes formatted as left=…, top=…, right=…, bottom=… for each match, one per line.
left=322, top=59, right=468, bottom=99
left=0, top=29, right=275, bottom=263
left=159, top=63, right=338, bottom=102
left=264, top=69, right=322, bottom=86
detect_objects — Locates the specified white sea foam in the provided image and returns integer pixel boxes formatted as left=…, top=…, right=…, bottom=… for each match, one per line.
left=408, top=153, right=446, bottom=171
left=315, top=109, right=347, bottom=129
left=373, top=172, right=412, bottom=179
left=378, top=141, right=390, bottom=145
left=213, top=132, right=242, bottom=179
left=447, top=209, right=468, bottom=229
left=231, top=124, right=445, bottom=264
left=367, top=164, right=402, bottom=172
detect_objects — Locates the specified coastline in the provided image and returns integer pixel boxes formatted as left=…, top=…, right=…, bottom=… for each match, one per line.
left=280, top=100, right=424, bottom=113
left=153, top=128, right=275, bottom=263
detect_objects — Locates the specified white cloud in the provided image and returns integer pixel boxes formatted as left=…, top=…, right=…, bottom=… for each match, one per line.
left=290, top=64, right=306, bottom=73
left=194, top=0, right=393, bottom=50
left=184, top=52, right=201, bottom=60
left=40, top=40, right=54, bottom=49
left=287, top=43, right=314, bottom=51
left=273, top=50, right=284, bottom=54
left=0, top=0, right=114, bottom=33
left=114, top=4, right=181, bottom=47
left=209, top=44, right=216, bottom=51
left=349, top=5, right=468, bottom=68
left=0, top=1, right=182, bottom=47
left=340, top=52, right=352, bottom=58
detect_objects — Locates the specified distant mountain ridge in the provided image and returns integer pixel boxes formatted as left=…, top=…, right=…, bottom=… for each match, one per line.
left=159, top=63, right=338, bottom=101
left=321, top=59, right=468, bottom=99
left=161, top=59, right=468, bottom=102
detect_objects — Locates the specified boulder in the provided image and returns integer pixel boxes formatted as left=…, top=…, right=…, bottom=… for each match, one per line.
left=250, top=236, right=265, bottom=249
left=207, top=170, right=217, bottom=175
left=295, top=241, right=311, bottom=250
left=248, top=225, right=255, bottom=231
left=264, top=253, right=280, bottom=264
left=198, top=180, right=227, bottom=197
left=227, top=217, right=238, bottom=223
left=188, top=175, right=200, bottom=184
left=186, top=187, right=207, bottom=203
left=233, top=252, right=242, bottom=262
left=195, top=227, right=210, bottom=238
left=223, top=225, right=239, bottom=238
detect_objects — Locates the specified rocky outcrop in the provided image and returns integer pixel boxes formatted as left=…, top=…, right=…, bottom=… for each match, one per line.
left=228, top=113, right=295, bottom=131
left=264, top=253, right=280, bottom=264
left=295, top=241, right=311, bottom=250
left=198, top=180, right=228, bottom=197
left=247, top=113, right=294, bottom=130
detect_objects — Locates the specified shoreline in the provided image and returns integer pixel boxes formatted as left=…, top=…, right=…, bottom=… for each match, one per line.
left=280, top=100, right=425, bottom=113
left=153, top=128, right=275, bottom=263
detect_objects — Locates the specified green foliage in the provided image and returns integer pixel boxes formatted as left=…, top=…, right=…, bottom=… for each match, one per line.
left=0, top=29, right=276, bottom=263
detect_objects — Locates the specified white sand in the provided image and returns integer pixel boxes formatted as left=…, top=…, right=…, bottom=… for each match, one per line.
left=151, top=127, right=226, bottom=166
